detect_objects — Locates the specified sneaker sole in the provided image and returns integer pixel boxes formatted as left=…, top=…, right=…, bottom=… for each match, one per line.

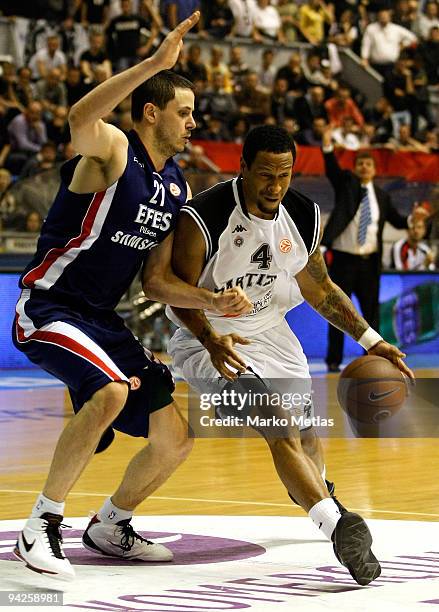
left=13, top=547, right=75, bottom=582
left=333, top=514, right=381, bottom=586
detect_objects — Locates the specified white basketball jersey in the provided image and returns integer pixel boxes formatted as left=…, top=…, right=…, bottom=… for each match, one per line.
left=167, top=176, right=321, bottom=336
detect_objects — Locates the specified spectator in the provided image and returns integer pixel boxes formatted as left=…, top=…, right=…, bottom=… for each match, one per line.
left=28, top=34, right=67, bottom=81
left=46, top=106, right=71, bottom=146
left=234, top=71, right=271, bottom=124
left=185, top=44, right=208, bottom=83
left=228, top=0, right=257, bottom=38
left=296, top=115, right=328, bottom=146
left=14, top=67, right=36, bottom=109
left=206, top=45, right=233, bottom=92
left=298, top=0, right=334, bottom=46
left=80, top=0, right=111, bottom=28
left=415, top=0, right=439, bottom=40
left=198, top=115, right=230, bottom=140
left=277, top=0, right=299, bottom=43
left=302, top=49, right=325, bottom=86
left=20, top=141, right=58, bottom=179
left=363, top=97, right=394, bottom=144
left=59, top=140, right=76, bottom=162
left=24, top=211, right=43, bottom=233
left=203, top=0, right=234, bottom=38
left=34, top=68, right=68, bottom=117
left=228, top=46, right=249, bottom=87
left=383, top=57, right=416, bottom=127
left=276, top=52, right=308, bottom=94
left=80, top=30, right=112, bottom=82
left=0, top=102, right=11, bottom=168
left=258, top=48, right=277, bottom=92
left=418, top=25, right=439, bottom=85
left=228, top=116, right=249, bottom=144
left=0, top=62, right=21, bottom=112
left=328, top=8, right=358, bottom=49
left=393, top=0, right=418, bottom=32
left=0, top=168, right=16, bottom=230
left=388, top=123, right=431, bottom=152
left=65, top=66, right=91, bottom=106
left=6, top=101, right=47, bottom=174
left=252, top=0, right=285, bottom=43
left=281, top=116, right=298, bottom=137
left=107, top=0, right=159, bottom=72
left=332, top=115, right=361, bottom=149
left=293, top=84, right=327, bottom=130
left=270, top=77, right=296, bottom=125
left=204, top=71, right=238, bottom=121
left=390, top=219, right=436, bottom=270
left=325, top=83, right=364, bottom=128
left=161, top=0, right=205, bottom=34
left=361, top=8, right=417, bottom=79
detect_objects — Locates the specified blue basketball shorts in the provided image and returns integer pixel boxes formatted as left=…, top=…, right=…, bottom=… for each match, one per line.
left=12, top=289, right=174, bottom=440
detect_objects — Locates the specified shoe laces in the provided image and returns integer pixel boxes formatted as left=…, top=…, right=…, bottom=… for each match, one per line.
left=116, top=519, right=153, bottom=552
left=40, top=513, right=71, bottom=560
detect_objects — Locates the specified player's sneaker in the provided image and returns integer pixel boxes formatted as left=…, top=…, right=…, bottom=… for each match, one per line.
left=13, top=513, right=75, bottom=581
left=332, top=511, right=381, bottom=585
left=289, top=480, right=348, bottom=513
left=82, top=514, right=173, bottom=561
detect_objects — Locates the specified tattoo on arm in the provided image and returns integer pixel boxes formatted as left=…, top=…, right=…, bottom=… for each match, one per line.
left=306, top=249, right=329, bottom=284
left=197, top=325, right=213, bottom=345
left=315, top=287, right=369, bottom=340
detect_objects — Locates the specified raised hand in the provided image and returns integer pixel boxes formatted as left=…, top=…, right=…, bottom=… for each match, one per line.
left=211, top=287, right=253, bottom=316
left=151, top=11, right=200, bottom=72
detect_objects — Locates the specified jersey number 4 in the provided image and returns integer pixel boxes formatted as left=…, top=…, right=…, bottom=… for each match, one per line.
left=251, top=244, right=272, bottom=270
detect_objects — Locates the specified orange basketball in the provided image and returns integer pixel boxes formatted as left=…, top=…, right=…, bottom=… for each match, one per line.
left=337, top=355, right=408, bottom=424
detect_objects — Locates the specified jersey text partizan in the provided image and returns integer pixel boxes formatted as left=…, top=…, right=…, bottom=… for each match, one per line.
left=167, top=176, right=320, bottom=336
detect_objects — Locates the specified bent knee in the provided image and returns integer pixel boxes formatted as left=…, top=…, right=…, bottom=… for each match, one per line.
left=82, top=381, right=129, bottom=430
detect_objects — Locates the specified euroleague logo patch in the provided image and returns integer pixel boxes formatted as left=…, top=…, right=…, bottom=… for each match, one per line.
left=170, top=183, right=181, bottom=197
left=234, top=236, right=244, bottom=247
left=129, top=376, right=141, bottom=391
left=279, top=238, right=293, bottom=253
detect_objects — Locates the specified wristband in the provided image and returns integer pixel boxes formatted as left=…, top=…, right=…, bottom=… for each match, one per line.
left=358, top=327, right=383, bottom=350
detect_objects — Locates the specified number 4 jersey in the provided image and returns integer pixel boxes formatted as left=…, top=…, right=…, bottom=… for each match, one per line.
left=167, top=176, right=321, bottom=336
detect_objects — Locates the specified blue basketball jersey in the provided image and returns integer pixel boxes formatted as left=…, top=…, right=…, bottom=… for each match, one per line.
left=19, top=130, right=188, bottom=311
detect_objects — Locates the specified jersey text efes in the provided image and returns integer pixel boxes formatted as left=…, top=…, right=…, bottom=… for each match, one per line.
left=167, top=177, right=320, bottom=336
left=19, top=130, right=187, bottom=312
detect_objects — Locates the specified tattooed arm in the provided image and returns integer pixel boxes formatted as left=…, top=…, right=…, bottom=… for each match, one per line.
left=295, top=243, right=369, bottom=341
left=295, top=235, right=414, bottom=378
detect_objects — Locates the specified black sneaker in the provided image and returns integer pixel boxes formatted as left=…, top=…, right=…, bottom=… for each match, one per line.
left=332, top=512, right=381, bottom=585
left=289, top=479, right=347, bottom=513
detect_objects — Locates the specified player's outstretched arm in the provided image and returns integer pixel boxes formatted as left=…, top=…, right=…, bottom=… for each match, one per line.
left=295, top=238, right=414, bottom=380
left=68, top=11, right=200, bottom=163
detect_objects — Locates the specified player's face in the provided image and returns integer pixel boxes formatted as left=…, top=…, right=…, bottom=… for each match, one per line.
left=242, top=151, right=293, bottom=218
left=155, top=88, right=196, bottom=156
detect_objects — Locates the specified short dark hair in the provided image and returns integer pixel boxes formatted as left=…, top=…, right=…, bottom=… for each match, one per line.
left=355, top=150, right=375, bottom=164
left=242, top=125, right=296, bottom=168
left=131, top=70, right=195, bottom=122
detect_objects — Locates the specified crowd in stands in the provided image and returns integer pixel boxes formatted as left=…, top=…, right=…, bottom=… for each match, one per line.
left=0, top=0, right=438, bottom=246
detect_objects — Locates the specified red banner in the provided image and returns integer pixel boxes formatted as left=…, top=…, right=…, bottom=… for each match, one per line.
left=193, top=141, right=439, bottom=182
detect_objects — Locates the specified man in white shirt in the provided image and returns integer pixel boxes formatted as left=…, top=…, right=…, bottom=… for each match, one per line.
left=361, top=8, right=417, bottom=79
left=228, top=0, right=257, bottom=38
left=29, top=34, right=67, bottom=81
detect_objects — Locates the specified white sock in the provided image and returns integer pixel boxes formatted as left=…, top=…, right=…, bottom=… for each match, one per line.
left=309, top=498, right=342, bottom=541
left=98, top=497, right=132, bottom=524
left=31, top=494, right=65, bottom=518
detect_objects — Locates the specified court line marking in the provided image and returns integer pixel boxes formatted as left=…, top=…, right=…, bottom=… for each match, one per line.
left=0, top=489, right=437, bottom=518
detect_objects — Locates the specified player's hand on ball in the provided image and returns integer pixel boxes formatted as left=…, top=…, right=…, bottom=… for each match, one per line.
left=211, top=287, right=253, bottom=315
left=204, top=332, right=251, bottom=381
left=151, top=11, right=200, bottom=71
left=368, top=341, right=415, bottom=382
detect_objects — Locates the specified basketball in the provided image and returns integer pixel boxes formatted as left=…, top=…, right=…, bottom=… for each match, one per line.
left=337, top=355, right=408, bottom=424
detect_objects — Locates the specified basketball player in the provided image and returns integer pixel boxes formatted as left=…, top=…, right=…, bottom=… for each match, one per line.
left=166, top=125, right=414, bottom=586
left=12, top=12, right=252, bottom=581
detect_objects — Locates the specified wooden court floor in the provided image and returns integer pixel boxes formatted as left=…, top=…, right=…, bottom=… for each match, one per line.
left=0, top=372, right=438, bottom=523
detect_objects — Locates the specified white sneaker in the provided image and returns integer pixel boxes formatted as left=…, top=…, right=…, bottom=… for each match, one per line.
left=82, top=514, right=173, bottom=561
left=13, top=513, right=75, bottom=581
